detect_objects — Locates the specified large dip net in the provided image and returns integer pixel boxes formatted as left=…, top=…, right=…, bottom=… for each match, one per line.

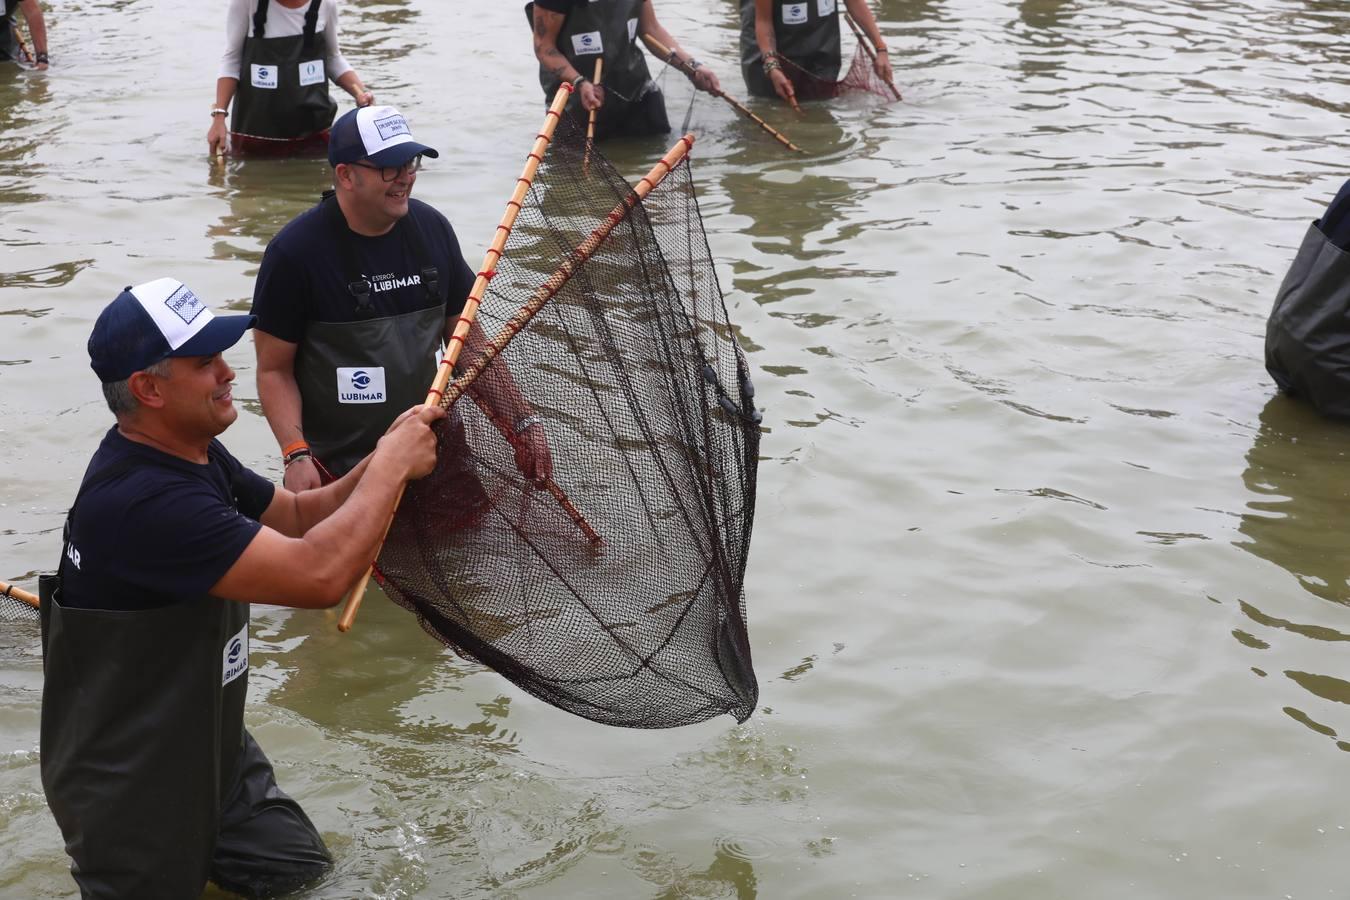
left=372, top=111, right=761, bottom=729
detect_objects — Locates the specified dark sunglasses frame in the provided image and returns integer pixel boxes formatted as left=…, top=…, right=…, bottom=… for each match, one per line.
left=347, top=154, right=424, bottom=182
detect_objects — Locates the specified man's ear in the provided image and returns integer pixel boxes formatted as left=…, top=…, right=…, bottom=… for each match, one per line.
left=333, top=163, right=355, bottom=192
left=127, top=368, right=168, bottom=409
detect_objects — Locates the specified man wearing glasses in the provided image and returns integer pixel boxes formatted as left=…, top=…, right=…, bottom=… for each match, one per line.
left=252, top=105, right=551, bottom=491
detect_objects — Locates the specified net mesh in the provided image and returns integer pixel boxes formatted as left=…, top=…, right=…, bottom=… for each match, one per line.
left=374, top=117, right=761, bottom=729
left=1, top=584, right=38, bottom=622
left=782, top=39, right=899, bottom=102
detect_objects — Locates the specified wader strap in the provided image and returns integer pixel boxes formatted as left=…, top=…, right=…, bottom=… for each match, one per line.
left=302, top=0, right=322, bottom=53
left=319, top=191, right=441, bottom=312
left=252, top=0, right=269, bottom=39
left=321, top=191, right=376, bottom=318
left=399, top=213, right=442, bottom=305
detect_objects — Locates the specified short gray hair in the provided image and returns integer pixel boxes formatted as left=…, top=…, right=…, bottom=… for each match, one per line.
left=102, top=358, right=173, bottom=415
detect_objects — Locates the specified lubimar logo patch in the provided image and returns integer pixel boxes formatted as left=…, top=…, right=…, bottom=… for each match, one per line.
left=375, top=115, right=411, bottom=142
left=164, top=285, right=206, bottom=325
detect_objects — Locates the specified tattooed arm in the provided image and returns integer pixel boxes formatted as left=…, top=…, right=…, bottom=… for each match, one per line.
left=532, top=6, right=604, bottom=110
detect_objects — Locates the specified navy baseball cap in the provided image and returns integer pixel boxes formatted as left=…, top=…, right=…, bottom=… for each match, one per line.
left=88, top=278, right=256, bottom=383
left=328, top=105, right=439, bottom=168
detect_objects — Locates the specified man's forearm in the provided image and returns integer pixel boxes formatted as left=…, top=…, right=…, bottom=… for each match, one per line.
left=19, top=0, right=46, bottom=54
left=291, top=454, right=372, bottom=534
left=298, top=453, right=411, bottom=593
left=257, top=366, right=306, bottom=452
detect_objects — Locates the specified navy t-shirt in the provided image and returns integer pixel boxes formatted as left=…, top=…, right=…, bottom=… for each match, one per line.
left=60, top=428, right=275, bottom=611
left=251, top=197, right=475, bottom=343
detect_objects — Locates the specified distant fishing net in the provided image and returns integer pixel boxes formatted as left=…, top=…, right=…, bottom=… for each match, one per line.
left=781, top=39, right=898, bottom=102
left=374, top=116, right=761, bottom=729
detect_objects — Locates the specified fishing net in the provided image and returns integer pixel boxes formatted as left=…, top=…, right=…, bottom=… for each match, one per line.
left=373, top=115, right=761, bottom=729
left=780, top=35, right=899, bottom=102
left=1, top=584, right=39, bottom=622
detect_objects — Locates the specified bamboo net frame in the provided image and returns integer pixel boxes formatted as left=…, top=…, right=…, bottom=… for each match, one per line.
left=639, top=33, right=802, bottom=154
left=338, top=83, right=575, bottom=633
left=440, top=133, right=696, bottom=412
left=1, top=581, right=39, bottom=609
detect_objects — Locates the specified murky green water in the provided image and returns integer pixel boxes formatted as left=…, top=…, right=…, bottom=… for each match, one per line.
left=4, top=0, right=1350, bottom=897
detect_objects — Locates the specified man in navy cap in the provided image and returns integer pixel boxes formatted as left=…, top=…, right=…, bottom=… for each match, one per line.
left=252, top=104, right=552, bottom=491
left=40, top=277, right=444, bottom=899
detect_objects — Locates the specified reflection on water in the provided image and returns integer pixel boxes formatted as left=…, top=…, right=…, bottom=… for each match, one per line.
left=206, top=157, right=332, bottom=272
left=7, top=0, right=1350, bottom=896
left=1235, top=394, right=1350, bottom=752
left=1237, top=395, right=1350, bottom=608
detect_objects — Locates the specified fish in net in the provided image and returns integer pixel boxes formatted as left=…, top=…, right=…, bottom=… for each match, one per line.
left=372, top=114, right=761, bottom=729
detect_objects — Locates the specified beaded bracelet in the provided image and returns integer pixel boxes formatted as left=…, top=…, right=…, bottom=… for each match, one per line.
left=284, top=450, right=313, bottom=468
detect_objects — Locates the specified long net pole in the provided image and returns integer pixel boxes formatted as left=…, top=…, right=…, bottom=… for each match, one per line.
left=441, top=133, right=697, bottom=410
left=1, top=581, right=39, bottom=609
left=639, top=34, right=802, bottom=154
left=844, top=10, right=902, bottom=101
left=338, top=82, right=575, bottom=633
left=584, top=57, right=604, bottom=173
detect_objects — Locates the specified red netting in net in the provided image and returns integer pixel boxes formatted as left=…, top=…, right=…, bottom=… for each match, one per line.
left=782, top=37, right=901, bottom=102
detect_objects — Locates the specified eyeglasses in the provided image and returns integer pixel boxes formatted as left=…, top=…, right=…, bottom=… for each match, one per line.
left=347, top=154, right=424, bottom=182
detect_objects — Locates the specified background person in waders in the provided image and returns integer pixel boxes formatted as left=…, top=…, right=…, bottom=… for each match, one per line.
left=0, top=0, right=49, bottom=69
left=207, top=0, right=374, bottom=158
left=41, top=277, right=443, bottom=899
left=740, top=0, right=892, bottom=104
left=251, top=105, right=553, bottom=492
left=529, top=0, right=722, bottom=141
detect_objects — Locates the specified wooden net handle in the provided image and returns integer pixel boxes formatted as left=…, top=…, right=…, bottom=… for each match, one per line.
left=586, top=57, right=604, bottom=147
left=639, top=33, right=803, bottom=154
left=0, top=580, right=39, bottom=609
left=337, top=82, right=576, bottom=633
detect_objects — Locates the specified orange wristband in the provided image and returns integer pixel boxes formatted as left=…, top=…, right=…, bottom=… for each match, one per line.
left=282, top=439, right=309, bottom=458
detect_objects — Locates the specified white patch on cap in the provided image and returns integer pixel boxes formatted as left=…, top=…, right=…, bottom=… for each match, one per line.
left=131, top=277, right=217, bottom=351
left=356, top=105, right=415, bottom=157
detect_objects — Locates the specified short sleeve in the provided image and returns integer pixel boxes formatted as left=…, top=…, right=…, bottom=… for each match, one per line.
left=100, top=478, right=264, bottom=599
left=211, top=440, right=276, bottom=519
left=251, top=239, right=309, bottom=343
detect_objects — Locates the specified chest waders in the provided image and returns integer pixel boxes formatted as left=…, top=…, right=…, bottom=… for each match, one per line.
left=294, top=194, right=446, bottom=478
left=527, top=0, right=669, bottom=138
left=1265, top=216, right=1350, bottom=419
left=0, top=0, right=20, bottom=63
left=231, top=0, right=338, bottom=145
left=739, top=0, right=842, bottom=98
left=39, top=452, right=250, bottom=899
